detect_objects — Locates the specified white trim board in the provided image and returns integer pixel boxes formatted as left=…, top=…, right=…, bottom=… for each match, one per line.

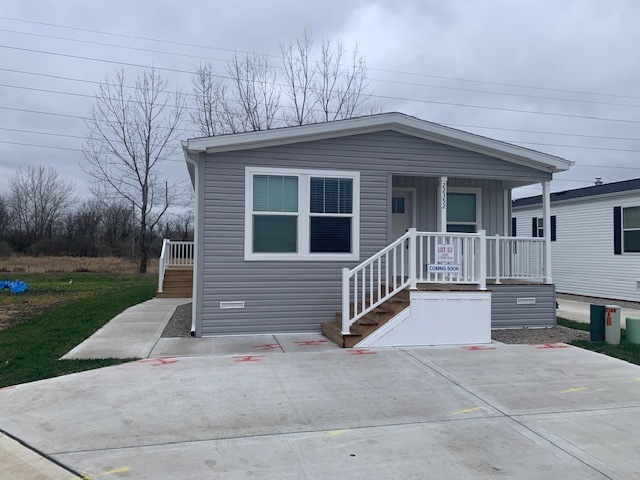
left=184, top=113, right=573, bottom=174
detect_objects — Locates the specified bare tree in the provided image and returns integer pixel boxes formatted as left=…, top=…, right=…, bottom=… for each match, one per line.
left=316, top=39, right=375, bottom=121
left=280, top=30, right=317, bottom=125
left=7, top=165, right=76, bottom=243
left=189, top=32, right=381, bottom=136
left=82, top=67, right=185, bottom=273
left=190, top=63, right=228, bottom=136
left=226, top=53, right=280, bottom=132
left=0, top=195, right=9, bottom=240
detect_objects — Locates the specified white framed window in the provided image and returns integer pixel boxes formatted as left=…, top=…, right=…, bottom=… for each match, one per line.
left=245, top=166, right=360, bottom=261
left=623, top=206, right=640, bottom=253
left=446, top=187, right=482, bottom=233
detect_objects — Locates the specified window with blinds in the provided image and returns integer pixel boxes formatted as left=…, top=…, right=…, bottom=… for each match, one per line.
left=245, top=167, right=360, bottom=260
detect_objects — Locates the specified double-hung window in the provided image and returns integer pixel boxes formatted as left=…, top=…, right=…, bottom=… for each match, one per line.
left=623, top=206, right=640, bottom=252
left=246, top=167, right=360, bottom=260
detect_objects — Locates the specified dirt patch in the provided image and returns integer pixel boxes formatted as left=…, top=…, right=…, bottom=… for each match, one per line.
left=0, top=290, right=93, bottom=331
left=491, top=326, right=589, bottom=345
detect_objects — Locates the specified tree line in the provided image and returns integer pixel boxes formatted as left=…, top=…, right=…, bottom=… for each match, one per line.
left=2, top=31, right=378, bottom=272
left=0, top=165, right=193, bottom=260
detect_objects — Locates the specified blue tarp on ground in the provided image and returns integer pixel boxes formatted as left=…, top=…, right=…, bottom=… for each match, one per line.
left=1, top=278, right=28, bottom=293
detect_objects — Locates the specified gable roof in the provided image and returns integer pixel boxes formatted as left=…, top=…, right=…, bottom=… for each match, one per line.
left=513, top=178, right=640, bottom=208
left=182, top=112, right=573, bottom=174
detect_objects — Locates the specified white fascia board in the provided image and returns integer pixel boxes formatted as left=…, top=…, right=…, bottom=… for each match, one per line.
left=182, top=142, right=198, bottom=188
left=184, top=113, right=573, bottom=174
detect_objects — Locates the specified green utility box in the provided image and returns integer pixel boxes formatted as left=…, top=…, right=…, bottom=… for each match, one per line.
left=590, top=304, right=606, bottom=341
left=627, top=317, right=640, bottom=344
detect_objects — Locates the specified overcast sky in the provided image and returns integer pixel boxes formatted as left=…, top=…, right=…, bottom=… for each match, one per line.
left=1, top=0, right=639, bottom=202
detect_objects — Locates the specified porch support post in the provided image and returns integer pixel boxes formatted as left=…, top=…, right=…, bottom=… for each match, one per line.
left=408, top=227, right=417, bottom=290
left=478, top=229, right=487, bottom=290
left=503, top=188, right=511, bottom=236
left=341, top=267, right=351, bottom=335
left=542, top=180, right=553, bottom=284
left=437, top=176, right=448, bottom=232
left=494, top=234, right=501, bottom=284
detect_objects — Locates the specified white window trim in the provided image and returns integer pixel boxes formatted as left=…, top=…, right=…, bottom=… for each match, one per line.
left=446, top=187, right=482, bottom=232
left=623, top=206, right=640, bottom=254
left=245, top=166, right=360, bottom=261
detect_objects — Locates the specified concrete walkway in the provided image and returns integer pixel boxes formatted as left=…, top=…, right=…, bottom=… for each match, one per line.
left=3, top=342, right=640, bottom=479
left=557, top=298, right=640, bottom=329
left=61, top=298, right=189, bottom=360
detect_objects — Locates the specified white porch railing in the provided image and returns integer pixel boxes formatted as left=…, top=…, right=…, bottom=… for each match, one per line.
left=158, top=239, right=195, bottom=292
left=341, top=229, right=546, bottom=335
left=486, top=235, right=545, bottom=282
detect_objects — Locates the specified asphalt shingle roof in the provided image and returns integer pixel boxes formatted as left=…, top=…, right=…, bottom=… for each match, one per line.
left=513, top=178, right=640, bottom=208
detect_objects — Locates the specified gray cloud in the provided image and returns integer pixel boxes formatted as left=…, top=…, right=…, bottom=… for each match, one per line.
left=1, top=0, right=639, bottom=201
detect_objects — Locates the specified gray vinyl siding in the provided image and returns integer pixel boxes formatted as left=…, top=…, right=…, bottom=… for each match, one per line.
left=490, top=284, right=556, bottom=328
left=201, top=130, right=552, bottom=335
left=392, top=176, right=509, bottom=235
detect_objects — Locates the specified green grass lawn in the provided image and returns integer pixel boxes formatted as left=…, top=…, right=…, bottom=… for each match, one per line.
left=0, top=273, right=156, bottom=388
left=558, top=316, right=640, bottom=366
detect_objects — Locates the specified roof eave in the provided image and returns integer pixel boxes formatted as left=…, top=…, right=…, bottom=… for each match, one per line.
left=183, top=113, right=573, bottom=174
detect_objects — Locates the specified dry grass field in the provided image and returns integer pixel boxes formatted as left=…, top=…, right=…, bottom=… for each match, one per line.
left=0, top=255, right=158, bottom=274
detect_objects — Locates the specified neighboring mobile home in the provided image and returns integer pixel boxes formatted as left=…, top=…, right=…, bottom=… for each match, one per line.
left=512, top=178, right=640, bottom=302
left=168, top=113, right=572, bottom=347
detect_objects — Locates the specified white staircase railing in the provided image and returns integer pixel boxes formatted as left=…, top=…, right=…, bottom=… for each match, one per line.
left=341, top=231, right=413, bottom=334
left=157, top=239, right=195, bottom=293
left=341, top=229, right=549, bottom=335
left=341, top=229, right=488, bottom=335
left=486, top=235, right=545, bottom=282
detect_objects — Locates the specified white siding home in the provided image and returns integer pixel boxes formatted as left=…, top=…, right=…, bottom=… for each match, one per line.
left=512, top=178, right=640, bottom=302
left=164, top=113, right=573, bottom=347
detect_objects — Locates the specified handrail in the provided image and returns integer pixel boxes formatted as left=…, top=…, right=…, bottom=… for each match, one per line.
left=342, top=230, right=549, bottom=335
left=158, top=239, right=170, bottom=293
left=341, top=230, right=412, bottom=334
left=158, top=239, right=194, bottom=293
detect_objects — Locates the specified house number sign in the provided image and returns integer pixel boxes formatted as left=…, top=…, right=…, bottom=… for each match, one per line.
left=435, top=244, right=455, bottom=262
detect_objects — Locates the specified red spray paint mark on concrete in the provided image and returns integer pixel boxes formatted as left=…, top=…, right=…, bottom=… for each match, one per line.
left=0, top=385, right=16, bottom=391
left=536, top=343, right=570, bottom=349
left=252, top=344, right=281, bottom=350
left=347, top=349, right=377, bottom=355
left=462, top=346, right=496, bottom=351
left=139, top=357, right=179, bottom=366
left=233, top=355, right=265, bottom=362
left=293, top=340, right=329, bottom=346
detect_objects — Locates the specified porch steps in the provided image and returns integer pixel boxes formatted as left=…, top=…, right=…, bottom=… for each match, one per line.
left=157, top=267, right=193, bottom=298
left=321, top=292, right=410, bottom=348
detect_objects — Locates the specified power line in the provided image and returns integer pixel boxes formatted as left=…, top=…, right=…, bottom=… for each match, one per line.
left=6, top=109, right=640, bottom=158
left=2, top=14, right=639, bottom=101
left=0, top=139, right=185, bottom=162
left=0, top=105, right=87, bottom=119
left=4, top=44, right=640, bottom=126
left=508, top=141, right=640, bottom=154
left=445, top=123, right=640, bottom=143
left=2, top=68, right=638, bottom=145
left=4, top=27, right=640, bottom=110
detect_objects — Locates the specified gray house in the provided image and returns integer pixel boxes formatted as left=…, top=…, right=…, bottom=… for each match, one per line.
left=174, top=113, right=572, bottom=347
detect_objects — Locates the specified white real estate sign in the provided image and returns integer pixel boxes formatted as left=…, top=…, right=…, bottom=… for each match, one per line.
left=435, top=243, right=455, bottom=262
left=427, top=264, right=461, bottom=274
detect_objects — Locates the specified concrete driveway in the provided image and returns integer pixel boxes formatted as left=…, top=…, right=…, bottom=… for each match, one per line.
left=2, top=339, right=640, bottom=479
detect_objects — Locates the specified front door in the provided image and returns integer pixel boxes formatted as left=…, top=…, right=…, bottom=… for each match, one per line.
left=392, top=188, right=415, bottom=240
